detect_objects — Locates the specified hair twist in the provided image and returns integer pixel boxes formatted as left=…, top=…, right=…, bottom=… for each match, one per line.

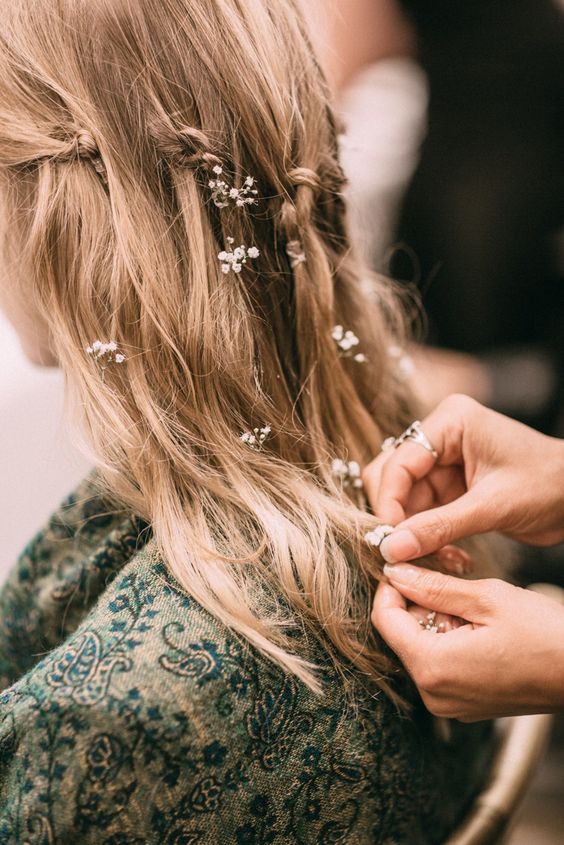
left=287, top=167, right=322, bottom=194
left=154, top=124, right=222, bottom=171
left=54, top=131, right=108, bottom=184
left=278, top=167, right=323, bottom=240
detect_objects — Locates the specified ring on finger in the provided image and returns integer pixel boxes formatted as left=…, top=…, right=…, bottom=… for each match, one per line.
left=381, top=420, right=438, bottom=459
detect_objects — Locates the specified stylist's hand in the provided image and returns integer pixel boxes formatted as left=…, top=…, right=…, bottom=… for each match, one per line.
left=373, top=565, right=564, bottom=720
left=364, top=394, right=564, bottom=562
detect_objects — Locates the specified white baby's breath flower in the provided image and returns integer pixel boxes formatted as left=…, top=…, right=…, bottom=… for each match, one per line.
left=388, top=345, right=414, bottom=380
left=85, top=340, right=126, bottom=373
left=208, top=162, right=259, bottom=208
left=218, top=241, right=260, bottom=275
left=286, top=240, right=306, bottom=269
left=240, top=425, right=271, bottom=451
left=332, top=325, right=366, bottom=363
left=331, top=458, right=363, bottom=490
left=364, top=524, right=394, bottom=549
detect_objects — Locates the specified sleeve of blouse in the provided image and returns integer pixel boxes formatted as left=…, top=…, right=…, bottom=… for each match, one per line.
left=0, top=683, right=146, bottom=843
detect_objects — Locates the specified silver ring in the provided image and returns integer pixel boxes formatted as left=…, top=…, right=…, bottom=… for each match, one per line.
left=384, top=420, right=438, bottom=459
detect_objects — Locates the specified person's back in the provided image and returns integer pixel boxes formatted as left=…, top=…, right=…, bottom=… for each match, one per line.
left=0, top=0, right=493, bottom=840
left=0, top=478, right=492, bottom=842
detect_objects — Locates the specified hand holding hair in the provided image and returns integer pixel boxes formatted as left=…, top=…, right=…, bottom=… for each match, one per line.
left=372, top=565, right=564, bottom=721
left=362, top=394, right=564, bottom=562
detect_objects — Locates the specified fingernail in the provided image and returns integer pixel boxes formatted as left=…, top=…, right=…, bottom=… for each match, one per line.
left=380, top=530, right=420, bottom=563
left=383, top=564, right=420, bottom=583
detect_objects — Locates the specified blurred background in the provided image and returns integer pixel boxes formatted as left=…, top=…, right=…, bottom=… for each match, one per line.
left=2, top=0, right=564, bottom=840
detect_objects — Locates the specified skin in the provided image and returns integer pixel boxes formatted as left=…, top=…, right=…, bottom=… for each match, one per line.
left=0, top=284, right=57, bottom=366
left=304, top=0, right=416, bottom=93
left=0, top=218, right=57, bottom=367
left=364, top=393, right=564, bottom=720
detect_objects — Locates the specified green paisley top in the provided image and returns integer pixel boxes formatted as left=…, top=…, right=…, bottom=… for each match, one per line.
left=0, top=477, right=493, bottom=844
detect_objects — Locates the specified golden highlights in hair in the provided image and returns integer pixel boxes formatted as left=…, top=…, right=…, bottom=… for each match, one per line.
left=0, top=0, right=415, bottom=698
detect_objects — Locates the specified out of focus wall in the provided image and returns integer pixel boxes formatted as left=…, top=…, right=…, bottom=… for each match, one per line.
left=0, top=314, right=88, bottom=581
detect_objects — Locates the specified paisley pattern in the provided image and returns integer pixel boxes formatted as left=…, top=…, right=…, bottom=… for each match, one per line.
left=0, top=477, right=494, bottom=843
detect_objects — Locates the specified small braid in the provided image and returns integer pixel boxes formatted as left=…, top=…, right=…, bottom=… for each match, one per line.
left=279, top=166, right=322, bottom=238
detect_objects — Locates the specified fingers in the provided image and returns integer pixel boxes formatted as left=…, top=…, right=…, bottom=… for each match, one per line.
left=363, top=395, right=477, bottom=527
left=379, top=491, right=489, bottom=562
left=382, top=564, right=492, bottom=621
left=371, top=581, right=424, bottom=661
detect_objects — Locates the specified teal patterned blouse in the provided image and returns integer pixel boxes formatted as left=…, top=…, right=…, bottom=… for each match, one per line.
left=0, top=477, right=493, bottom=844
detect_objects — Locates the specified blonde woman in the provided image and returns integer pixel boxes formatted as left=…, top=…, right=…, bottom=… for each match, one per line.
left=0, top=0, right=493, bottom=841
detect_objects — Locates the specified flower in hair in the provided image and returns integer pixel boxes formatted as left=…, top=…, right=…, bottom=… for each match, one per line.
left=85, top=341, right=125, bottom=375
left=240, top=425, right=271, bottom=451
left=208, top=165, right=258, bottom=209
left=218, top=238, right=260, bottom=274
left=331, top=325, right=366, bottom=363
left=286, top=240, right=306, bottom=269
left=331, top=459, right=363, bottom=490
left=364, top=524, right=394, bottom=549
left=388, top=345, right=414, bottom=380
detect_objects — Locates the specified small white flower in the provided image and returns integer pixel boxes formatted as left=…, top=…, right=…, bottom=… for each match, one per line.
left=286, top=240, right=306, bottom=269
left=331, top=458, right=363, bottom=490
left=364, top=524, right=394, bottom=549
left=218, top=241, right=260, bottom=275
left=208, top=162, right=258, bottom=208
left=240, top=425, right=271, bottom=451
left=332, top=326, right=366, bottom=362
left=331, top=325, right=344, bottom=342
left=85, top=340, right=126, bottom=370
left=388, top=345, right=414, bottom=380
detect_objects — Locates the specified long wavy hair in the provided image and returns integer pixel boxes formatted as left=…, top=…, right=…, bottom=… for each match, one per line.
left=0, top=0, right=415, bottom=696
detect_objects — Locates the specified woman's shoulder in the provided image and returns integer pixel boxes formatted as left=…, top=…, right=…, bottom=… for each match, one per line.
left=0, top=473, right=150, bottom=688
left=0, top=477, right=495, bottom=843
left=0, top=539, right=392, bottom=843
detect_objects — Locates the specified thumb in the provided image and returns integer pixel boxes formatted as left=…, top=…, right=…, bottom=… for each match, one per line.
left=379, top=491, right=489, bottom=562
left=383, top=564, right=490, bottom=622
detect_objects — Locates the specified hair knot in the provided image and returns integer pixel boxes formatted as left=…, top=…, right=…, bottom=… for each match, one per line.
left=53, top=131, right=107, bottom=183
left=287, top=167, right=322, bottom=193
left=155, top=124, right=222, bottom=170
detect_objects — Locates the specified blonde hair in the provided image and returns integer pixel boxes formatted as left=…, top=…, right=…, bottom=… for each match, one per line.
left=0, top=0, right=415, bottom=696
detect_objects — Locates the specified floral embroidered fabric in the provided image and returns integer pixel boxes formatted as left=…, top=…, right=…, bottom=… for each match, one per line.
left=0, top=477, right=493, bottom=843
